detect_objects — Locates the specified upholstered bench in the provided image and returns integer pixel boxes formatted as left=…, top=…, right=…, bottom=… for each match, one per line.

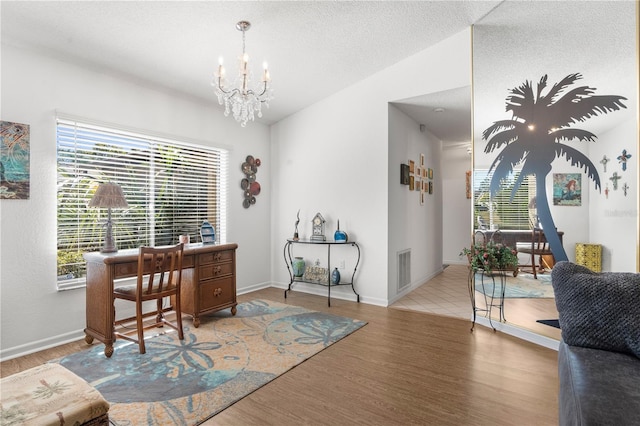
left=0, top=363, right=109, bottom=425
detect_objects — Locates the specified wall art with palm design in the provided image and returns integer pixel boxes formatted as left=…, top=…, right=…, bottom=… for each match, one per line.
left=1, top=121, right=30, bottom=199
left=481, top=73, right=627, bottom=262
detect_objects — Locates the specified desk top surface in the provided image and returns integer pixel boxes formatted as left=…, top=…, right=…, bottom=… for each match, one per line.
left=83, top=242, right=238, bottom=264
left=286, top=239, right=358, bottom=245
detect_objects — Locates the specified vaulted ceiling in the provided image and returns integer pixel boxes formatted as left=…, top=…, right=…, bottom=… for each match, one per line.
left=2, top=1, right=636, bottom=145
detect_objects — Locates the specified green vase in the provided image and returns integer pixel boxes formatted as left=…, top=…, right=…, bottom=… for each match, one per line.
left=292, top=257, right=306, bottom=277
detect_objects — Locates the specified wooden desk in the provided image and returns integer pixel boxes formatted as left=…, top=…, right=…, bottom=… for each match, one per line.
left=83, top=243, right=238, bottom=357
left=476, top=229, right=563, bottom=248
left=476, top=229, right=564, bottom=270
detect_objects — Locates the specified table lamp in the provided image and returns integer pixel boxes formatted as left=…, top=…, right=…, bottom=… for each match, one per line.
left=89, top=182, right=129, bottom=253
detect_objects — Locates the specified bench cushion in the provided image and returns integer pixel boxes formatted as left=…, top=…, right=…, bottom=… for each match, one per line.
left=0, top=363, right=109, bottom=426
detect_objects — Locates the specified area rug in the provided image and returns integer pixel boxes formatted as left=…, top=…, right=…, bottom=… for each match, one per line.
left=53, top=299, right=366, bottom=425
left=475, top=271, right=554, bottom=298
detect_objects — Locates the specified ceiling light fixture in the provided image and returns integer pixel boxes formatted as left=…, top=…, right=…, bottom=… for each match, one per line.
left=213, top=21, right=273, bottom=127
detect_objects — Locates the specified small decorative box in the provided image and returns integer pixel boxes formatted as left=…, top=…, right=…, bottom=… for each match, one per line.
left=575, top=243, right=602, bottom=272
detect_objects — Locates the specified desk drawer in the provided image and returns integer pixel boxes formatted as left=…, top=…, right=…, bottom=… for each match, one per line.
left=199, top=262, right=234, bottom=280
left=199, top=250, right=234, bottom=265
left=115, top=256, right=194, bottom=278
left=199, top=277, right=235, bottom=307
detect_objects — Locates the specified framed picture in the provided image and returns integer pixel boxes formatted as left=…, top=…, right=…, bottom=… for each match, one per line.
left=420, top=191, right=425, bottom=205
left=400, top=164, right=410, bottom=185
left=409, top=175, right=414, bottom=191
left=416, top=166, right=421, bottom=177
left=553, top=173, right=581, bottom=206
left=1, top=121, right=30, bottom=199
left=409, top=160, right=415, bottom=174
left=420, top=153, right=425, bottom=167
left=428, top=181, right=433, bottom=194
left=428, top=168, right=433, bottom=180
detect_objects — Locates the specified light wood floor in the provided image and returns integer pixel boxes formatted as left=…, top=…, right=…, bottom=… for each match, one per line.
left=391, top=264, right=562, bottom=341
left=1, top=287, right=559, bottom=425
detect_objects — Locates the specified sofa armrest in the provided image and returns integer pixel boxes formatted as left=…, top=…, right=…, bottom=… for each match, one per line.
left=559, top=341, right=640, bottom=426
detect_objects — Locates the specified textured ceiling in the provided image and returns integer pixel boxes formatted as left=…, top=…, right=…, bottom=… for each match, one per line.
left=1, top=1, right=499, bottom=129
left=1, top=1, right=636, bottom=145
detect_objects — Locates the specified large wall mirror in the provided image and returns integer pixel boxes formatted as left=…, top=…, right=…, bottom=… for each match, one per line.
left=472, top=2, right=638, bottom=336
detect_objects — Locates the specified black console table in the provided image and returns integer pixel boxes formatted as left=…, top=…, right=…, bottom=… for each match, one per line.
left=283, top=239, right=360, bottom=306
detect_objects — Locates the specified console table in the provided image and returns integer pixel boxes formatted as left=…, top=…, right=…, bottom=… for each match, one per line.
left=83, top=242, right=238, bottom=357
left=283, top=239, right=360, bottom=306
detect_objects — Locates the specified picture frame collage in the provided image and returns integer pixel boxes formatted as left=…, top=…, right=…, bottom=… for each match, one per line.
left=400, top=153, right=433, bottom=205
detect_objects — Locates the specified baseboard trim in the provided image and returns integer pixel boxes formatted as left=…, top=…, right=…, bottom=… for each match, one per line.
left=474, top=316, right=560, bottom=351
left=0, top=330, right=86, bottom=362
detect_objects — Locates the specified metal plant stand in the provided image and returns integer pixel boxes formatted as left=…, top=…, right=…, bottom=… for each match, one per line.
left=468, top=267, right=508, bottom=331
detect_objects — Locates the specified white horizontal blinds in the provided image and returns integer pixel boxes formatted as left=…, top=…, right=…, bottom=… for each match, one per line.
left=473, top=169, right=536, bottom=230
left=56, top=118, right=226, bottom=288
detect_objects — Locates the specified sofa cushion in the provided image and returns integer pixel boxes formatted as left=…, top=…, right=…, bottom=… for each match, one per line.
left=552, top=261, right=640, bottom=358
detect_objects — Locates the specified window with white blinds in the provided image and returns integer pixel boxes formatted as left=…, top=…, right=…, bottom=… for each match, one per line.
left=473, top=169, right=536, bottom=231
left=56, top=117, right=227, bottom=290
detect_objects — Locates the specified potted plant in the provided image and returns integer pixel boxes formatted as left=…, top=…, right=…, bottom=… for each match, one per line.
left=460, top=241, right=518, bottom=273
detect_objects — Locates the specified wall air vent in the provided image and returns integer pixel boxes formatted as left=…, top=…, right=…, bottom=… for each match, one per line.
left=397, top=249, right=411, bottom=291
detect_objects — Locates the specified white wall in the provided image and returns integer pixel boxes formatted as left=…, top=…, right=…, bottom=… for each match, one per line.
left=442, top=144, right=473, bottom=265
left=270, top=29, right=471, bottom=306
left=388, top=105, right=443, bottom=301
left=0, top=43, right=272, bottom=359
left=588, top=118, right=638, bottom=272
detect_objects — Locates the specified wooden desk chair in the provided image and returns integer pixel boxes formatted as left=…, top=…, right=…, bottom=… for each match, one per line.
left=517, top=227, right=553, bottom=279
left=113, top=243, right=185, bottom=354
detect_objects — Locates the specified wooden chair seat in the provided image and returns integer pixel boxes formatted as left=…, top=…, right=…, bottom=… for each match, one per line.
left=113, top=282, right=179, bottom=298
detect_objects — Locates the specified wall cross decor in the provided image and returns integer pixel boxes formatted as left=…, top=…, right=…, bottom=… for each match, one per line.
left=617, top=149, right=632, bottom=171
left=599, top=155, right=610, bottom=172
left=609, top=172, right=621, bottom=190
left=622, top=182, right=629, bottom=196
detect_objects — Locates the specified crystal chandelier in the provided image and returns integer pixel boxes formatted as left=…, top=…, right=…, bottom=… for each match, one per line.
left=213, top=21, right=273, bottom=127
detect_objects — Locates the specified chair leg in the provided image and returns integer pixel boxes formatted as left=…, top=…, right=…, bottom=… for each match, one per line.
left=156, top=299, right=164, bottom=327
left=530, top=252, right=537, bottom=279
left=136, top=300, right=146, bottom=354
left=175, top=292, right=184, bottom=340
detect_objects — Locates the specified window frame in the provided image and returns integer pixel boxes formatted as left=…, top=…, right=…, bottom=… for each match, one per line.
left=56, top=116, right=228, bottom=290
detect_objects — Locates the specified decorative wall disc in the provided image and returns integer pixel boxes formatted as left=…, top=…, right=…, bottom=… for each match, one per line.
left=241, top=155, right=261, bottom=208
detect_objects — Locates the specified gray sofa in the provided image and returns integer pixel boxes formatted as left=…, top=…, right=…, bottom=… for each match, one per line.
left=552, top=262, right=640, bottom=426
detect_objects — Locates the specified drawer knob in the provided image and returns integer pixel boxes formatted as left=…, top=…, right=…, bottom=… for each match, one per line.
left=214, top=253, right=222, bottom=261
left=214, top=288, right=223, bottom=296
left=214, top=265, right=222, bottom=275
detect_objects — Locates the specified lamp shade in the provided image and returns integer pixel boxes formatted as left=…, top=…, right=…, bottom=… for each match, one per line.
left=89, top=182, right=128, bottom=209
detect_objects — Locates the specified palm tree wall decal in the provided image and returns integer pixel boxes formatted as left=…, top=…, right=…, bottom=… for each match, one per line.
left=482, top=73, right=627, bottom=262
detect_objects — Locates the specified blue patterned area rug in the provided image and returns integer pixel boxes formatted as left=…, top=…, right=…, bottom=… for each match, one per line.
left=475, top=271, right=554, bottom=298
left=53, top=299, right=366, bottom=425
